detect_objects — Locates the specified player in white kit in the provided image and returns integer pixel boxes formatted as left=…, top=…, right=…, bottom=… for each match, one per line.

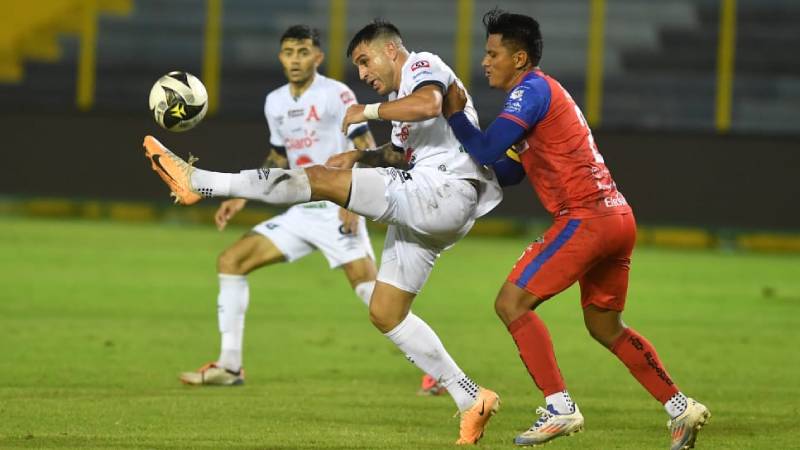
left=144, top=20, right=502, bottom=444
left=179, top=26, right=378, bottom=386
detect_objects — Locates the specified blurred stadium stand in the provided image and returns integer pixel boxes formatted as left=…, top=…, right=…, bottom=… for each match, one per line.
left=1, top=0, right=799, bottom=234
left=2, top=0, right=798, bottom=133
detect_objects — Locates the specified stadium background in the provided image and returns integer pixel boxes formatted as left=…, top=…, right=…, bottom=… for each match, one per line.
left=1, top=0, right=799, bottom=245
left=2, top=2, right=800, bottom=449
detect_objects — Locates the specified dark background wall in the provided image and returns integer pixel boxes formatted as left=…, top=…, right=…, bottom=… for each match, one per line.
left=2, top=111, right=798, bottom=230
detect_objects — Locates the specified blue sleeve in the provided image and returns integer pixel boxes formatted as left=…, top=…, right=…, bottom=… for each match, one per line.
left=491, top=155, right=526, bottom=187
left=448, top=112, right=527, bottom=165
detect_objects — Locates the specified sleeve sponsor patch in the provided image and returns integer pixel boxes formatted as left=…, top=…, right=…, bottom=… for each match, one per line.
left=503, top=86, right=529, bottom=114
left=410, top=60, right=430, bottom=71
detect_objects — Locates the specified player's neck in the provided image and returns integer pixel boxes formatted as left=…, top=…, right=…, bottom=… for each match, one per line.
left=289, top=73, right=316, bottom=99
left=505, top=65, right=537, bottom=92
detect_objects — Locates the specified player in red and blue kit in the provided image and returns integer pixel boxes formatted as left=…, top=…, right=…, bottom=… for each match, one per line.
left=444, top=9, right=710, bottom=450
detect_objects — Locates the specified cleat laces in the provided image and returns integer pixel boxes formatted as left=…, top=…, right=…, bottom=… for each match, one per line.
left=529, top=407, right=554, bottom=431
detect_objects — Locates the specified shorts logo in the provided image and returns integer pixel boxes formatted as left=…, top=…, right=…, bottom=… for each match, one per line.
left=388, top=168, right=413, bottom=183
left=410, top=60, right=430, bottom=71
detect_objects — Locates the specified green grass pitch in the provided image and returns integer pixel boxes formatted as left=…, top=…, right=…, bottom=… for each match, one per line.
left=1, top=216, right=799, bottom=449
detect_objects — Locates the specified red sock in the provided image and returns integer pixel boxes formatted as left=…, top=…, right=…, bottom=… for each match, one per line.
left=611, top=327, right=680, bottom=403
left=508, top=311, right=566, bottom=396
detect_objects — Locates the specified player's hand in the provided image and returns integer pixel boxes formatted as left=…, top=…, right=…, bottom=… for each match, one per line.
left=326, top=150, right=362, bottom=169
left=339, top=207, right=361, bottom=235
left=342, top=104, right=367, bottom=133
left=443, top=82, right=468, bottom=119
left=215, top=198, right=247, bottom=231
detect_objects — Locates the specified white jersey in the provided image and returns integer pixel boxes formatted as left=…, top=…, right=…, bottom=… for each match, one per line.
left=265, top=73, right=363, bottom=169
left=388, top=51, right=502, bottom=218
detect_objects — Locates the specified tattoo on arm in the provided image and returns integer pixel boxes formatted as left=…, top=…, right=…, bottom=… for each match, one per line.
left=351, top=131, right=376, bottom=150
left=357, top=142, right=409, bottom=169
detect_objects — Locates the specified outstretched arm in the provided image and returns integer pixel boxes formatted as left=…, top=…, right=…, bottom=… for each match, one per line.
left=341, top=84, right=444, bottom=132
left=443, top=82, right=528, bottom=165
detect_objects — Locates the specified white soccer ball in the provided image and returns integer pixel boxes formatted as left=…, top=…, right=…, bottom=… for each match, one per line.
left=148, top=71, right=208, bottom=132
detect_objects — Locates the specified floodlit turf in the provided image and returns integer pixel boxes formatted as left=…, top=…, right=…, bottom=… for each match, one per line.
left=1, top=216, right=799, bottom=449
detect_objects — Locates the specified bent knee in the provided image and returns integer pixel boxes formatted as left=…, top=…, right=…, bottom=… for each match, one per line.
left=217, top=248, right=244, bottom=274
left=494, top=283, right=538, bottom=326
left=368, top=307, right=403, bottom=333
left=584, top=322, right=625, bottom=349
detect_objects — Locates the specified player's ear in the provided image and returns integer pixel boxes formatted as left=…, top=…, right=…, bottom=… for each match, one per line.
left=385, top=40, right=398, bottom=61
left=314, top=48, right=325, bottom=66
left=513, top=50, right=529, bottom=70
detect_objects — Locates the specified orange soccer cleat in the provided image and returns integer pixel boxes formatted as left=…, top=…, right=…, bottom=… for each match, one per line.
left=143, top=135, right=202, bottom=205
left=418, top=374, right=447, bottom=396
left=455, top=387, right=500, bottom=445
left=179, top=362, right=245, bottom=386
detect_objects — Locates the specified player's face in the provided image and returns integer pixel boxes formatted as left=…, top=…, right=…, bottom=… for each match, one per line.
left=278, top=38, right=323, bottom=85
left=482, top=34, right=518, bottom=91
left=351, top=41, right=396, bottom=96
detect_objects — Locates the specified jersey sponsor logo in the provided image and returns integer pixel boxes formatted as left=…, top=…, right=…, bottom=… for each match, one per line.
left=510, top=87, right=525, bottom=100
left=294, top=154, right=313, bottom=167
left=410, top=60, right=430, bottom=71
left=306, top=105, right=320, bottom=122
left=285, top=130, right=319, bottom=151
left=603, top=194, right=628, bottom=208
left=394, top=124, right=410, bottom=143
left=288, top=108, right=304, bottom=118
left=340, top=90, right=355, bottom=104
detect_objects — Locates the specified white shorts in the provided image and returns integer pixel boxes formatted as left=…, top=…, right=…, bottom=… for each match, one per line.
left=349, top=166, right=478, bottom=293
left=252, top=201, right=375, bottom=268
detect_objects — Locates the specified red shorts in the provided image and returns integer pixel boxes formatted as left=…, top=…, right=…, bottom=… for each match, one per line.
left=507, top=213, right=636, bottom=311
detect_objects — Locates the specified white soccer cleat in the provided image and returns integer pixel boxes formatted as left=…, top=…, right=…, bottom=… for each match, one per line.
left=514, top=405, right=584, bottom=446
left=668, top=398, right=710, bottom=450
left=179, top=362, right=244, bottom=386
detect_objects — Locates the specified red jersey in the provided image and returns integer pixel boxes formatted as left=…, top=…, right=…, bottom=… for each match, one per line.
left=499, top=69, right=630, bottom=219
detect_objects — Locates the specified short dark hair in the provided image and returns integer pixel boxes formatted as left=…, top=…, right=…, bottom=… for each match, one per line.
left=280, top=25, right=321, bottom=47
left=482, top=8, right=543, bottom=66
left=346, top=19, right=402, bottom=58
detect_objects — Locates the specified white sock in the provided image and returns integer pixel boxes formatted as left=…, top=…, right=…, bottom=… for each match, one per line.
left=665, top=392, right=688, bottom=418
left=545, top=390, right=576, bottom=414
left=354, top=281, right=375, bottom=306
left=216, top=274, right=249, bottom=372
left=191, top=168, right=311, bottom=205
left=384, top=313, right=479, bottom=411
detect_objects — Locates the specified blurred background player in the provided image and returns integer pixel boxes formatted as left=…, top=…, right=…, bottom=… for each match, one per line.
left=179, top=25, right=379, bottom=386
left=144, top=19, right=503, bottom=445
left=443, top=9, right=710, bottom=450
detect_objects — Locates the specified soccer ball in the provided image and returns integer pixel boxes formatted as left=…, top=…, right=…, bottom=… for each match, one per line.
left=148, top=71, right=208, bottom=132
